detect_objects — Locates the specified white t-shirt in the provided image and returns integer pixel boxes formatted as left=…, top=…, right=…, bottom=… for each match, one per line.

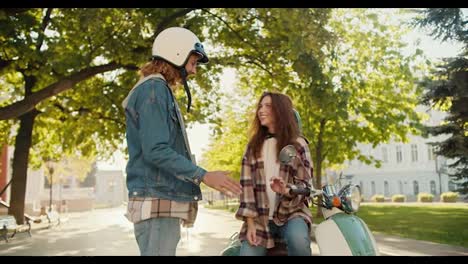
left=262, top=137, right=280, bottom=219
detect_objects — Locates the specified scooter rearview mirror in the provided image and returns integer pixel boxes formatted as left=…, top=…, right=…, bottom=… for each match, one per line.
left=279, top=144, right=313, bottom=184
left=279, top=145, right=297, bottom=165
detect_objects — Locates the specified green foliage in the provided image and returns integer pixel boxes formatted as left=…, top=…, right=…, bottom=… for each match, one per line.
left=199, top=97, right=251, bottom=181
left=440, top=192, right=459, bottom=203
left=0, top=8, right=223, bottom=167
left=412, top=8, right=467, bottom=43
left=202, top=9, right=426, bottom=191
left=0, top=8, right=226, bottom=218
left=413, top=8, right=468, bottom=195
left=391, top=194, right=406, bottom=202
left=42, top=155, right=95, bottom=185
left=418, top=192, right=434, bottom=202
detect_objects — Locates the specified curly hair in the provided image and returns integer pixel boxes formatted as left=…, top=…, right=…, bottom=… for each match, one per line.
left=139, top=59, right=182, bottom=86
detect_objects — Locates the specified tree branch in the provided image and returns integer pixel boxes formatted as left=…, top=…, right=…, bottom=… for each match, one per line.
left=128, top=8, right=199, bottom=61
left=244, top=59, right=274, bottom=77
left=53, top=103, right=125, bottom=127
left=0, top=58, right=14, bottom=72
left=200, top=8, right=259, bottom=51
left=152, top=8, right=199, bottom=40
left=0, top=62, right=124, bottom=120
left=36, top=8, right=53, bottom=52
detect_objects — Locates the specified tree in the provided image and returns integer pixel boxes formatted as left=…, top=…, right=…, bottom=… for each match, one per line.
left=202, top=9, right=427, bottom=216
left=200, top=86, right=253, bottom=181
left=200, top=8, right=335, bottom=184
left=0, top=8, right=216, bottom=224
left=413, top=8, right=468, bottom=195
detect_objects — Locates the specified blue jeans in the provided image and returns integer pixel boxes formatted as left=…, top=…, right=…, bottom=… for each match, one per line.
left=240, top=217, right=311, bottom=256
left=133, top=217, right=181, bottom=256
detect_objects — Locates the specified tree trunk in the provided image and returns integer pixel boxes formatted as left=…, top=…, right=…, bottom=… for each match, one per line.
left=8, top=109, right=38, bottom=224
left=314, top=118, right=326, bottom=219
left=0, top=144, right=8, bottom=201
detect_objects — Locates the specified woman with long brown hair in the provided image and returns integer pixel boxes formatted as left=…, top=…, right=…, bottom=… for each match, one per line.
left=235, top=91, right=313, bottom=256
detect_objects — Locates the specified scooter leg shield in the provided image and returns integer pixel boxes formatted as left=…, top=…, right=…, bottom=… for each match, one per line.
left=315, top=220, right=353, bottom=255
left=315, top=214, right=378, bottom=256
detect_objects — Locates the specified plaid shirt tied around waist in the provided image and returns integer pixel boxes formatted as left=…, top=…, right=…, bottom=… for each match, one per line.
left=125, top=197, right=198, bottom=228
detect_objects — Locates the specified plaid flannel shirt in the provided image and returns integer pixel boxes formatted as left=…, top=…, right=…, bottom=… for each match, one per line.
left=125, top=197, right=197, bottom=228
left=235, top=137, right=313, bottom=249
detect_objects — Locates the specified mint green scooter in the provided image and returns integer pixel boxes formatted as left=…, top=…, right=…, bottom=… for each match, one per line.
left=278, top=145, right=379, bottom=256
left=221, top=145, right=379, bottom=256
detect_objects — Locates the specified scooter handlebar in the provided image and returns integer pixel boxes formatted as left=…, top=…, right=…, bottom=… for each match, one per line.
left=288, top=186, right=322, bottom=197
left=288, top=186, right=310, bottom=196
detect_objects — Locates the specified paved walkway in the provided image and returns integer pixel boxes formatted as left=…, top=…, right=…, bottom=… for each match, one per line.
left=0, top=205, right=467, bottom=256
left=203, top=205, right=468, bottom=256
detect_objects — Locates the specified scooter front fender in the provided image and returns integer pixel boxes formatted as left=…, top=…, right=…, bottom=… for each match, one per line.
left=315, top=213, right=379, bottom=256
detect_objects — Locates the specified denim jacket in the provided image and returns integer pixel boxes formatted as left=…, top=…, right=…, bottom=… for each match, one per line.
left=122, top=74, right=206, bottom=202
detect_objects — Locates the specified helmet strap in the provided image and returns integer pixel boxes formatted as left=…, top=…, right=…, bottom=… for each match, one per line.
left=179, top=68, right=192, bottom=113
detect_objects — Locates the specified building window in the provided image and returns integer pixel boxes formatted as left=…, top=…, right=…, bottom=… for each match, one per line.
left=384, top=181, right=390, bottom=197
left=427, top=145, right=435, bottom=161
left=399, top=181, right=403, bottom=194
left=371, top=181, right=376, bottom=195
left=360, top=181, right=364, bottom=194
left=396, top=146, right=403, bottom=163
left=411, top=144, right=418, bottom=162
left=430, top=181, right=436, bottom=195
left=448, top=180, right=457, bottom=191
left=382, top=147, right=388, bottom=163
left=413, top=181, right=419, bottom=195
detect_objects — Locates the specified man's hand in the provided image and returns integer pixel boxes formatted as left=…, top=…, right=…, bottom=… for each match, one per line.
left=202, top=171, right=242, bottom=197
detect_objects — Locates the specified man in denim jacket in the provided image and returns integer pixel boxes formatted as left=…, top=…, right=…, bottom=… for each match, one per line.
left=122, top=27, right=242, bottom=256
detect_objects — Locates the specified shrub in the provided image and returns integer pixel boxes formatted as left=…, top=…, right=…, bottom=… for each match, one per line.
left=392, top=194, right=406, bottom=202
left=371, top=194, right=385, bottom=202
left=417, top=192, right=434, bottom=203
left=440, top=192, right=459, bottom=203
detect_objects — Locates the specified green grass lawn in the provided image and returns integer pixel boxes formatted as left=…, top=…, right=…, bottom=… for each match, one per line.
left=206, top=202, right=468, bottom=248
left=310, top=204, right=468, bottom=248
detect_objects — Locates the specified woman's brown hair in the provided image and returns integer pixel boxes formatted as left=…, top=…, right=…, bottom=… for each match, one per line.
left=139, top=59, right=181, bottom=86
left=247, top=91, right=300, bottom=160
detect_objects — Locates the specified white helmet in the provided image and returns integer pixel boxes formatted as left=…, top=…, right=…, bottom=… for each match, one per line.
left=152, top=27, right=209, bottom=67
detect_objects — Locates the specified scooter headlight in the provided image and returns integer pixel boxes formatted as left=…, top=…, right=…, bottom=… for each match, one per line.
left=338, top=184, right=361, bottom=213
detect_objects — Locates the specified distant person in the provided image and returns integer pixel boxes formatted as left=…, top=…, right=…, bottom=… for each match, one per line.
left=235, top=91, right=313, bottom=256
left=122, top=27, right=241, bottom=256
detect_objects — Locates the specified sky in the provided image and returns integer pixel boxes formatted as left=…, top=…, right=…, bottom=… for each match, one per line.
left=97, top=9, right=466, bottom=172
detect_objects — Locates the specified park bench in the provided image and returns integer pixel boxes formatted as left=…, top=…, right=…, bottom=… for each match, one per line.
left=0, top=214, right=32, bottom=243
left=0, top=200, right=59, bottom=243
left=46, top=210, right=60, bottom=226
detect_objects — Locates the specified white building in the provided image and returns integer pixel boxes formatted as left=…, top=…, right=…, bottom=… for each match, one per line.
left=1, top=146, right=96, bottom=214
left=94, top=169, right=126, bottom=207
left=338, top=107, right=463, bottom=201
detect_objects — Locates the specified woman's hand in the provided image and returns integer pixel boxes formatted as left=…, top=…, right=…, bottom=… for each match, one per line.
left=270, top=176, right=289, bottom=195
left=246, top=218, right=259, bottom=246
left=246, top=224, right=259, bottom=246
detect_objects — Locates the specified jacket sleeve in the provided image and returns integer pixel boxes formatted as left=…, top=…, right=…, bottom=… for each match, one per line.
left=137, top=80, right=206, bottom=185
left=235, top=147, right=258, bottom=221
left=279, top=137, right=313, bottom=208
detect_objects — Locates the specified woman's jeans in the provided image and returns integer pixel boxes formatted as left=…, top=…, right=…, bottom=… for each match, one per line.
left=240, top=217, right=311, bottom=256
left=134, top=217, right=181, bottom=256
